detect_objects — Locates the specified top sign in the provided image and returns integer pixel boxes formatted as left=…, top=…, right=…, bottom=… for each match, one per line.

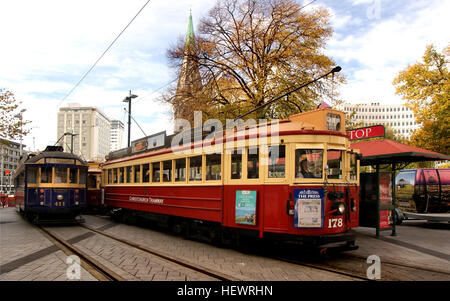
left=347, top=125, right=385, bottom=141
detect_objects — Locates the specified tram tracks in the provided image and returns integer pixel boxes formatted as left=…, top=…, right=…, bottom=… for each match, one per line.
left=38, top=224, right=238, bottom=281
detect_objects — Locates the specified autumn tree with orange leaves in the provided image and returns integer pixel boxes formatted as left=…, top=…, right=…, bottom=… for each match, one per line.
left=164, top=0, right=343, bottom=124
left=393, top=44, right=449, bottom=155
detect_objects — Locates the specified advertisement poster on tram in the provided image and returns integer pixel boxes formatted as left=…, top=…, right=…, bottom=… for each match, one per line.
left=235, top=190, right=257, bottom=225
left=294, top=188, right=324, bottom=228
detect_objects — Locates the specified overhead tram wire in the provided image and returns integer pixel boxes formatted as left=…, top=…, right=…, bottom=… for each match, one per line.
left=58, top=0, right=152, bottom=107
left=234, top=66, right=342, bottom=121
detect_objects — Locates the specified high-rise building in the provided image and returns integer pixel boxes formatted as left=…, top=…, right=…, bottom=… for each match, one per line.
left=338, top=102, right=420, bottom=140
left=110, top=120, right=124, bottom=152
left=56, top=103, right=111, bottom=162
left=1, top=138, right=26, bottom=193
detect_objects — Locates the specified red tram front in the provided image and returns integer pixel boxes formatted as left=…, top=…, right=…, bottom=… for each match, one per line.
left=101, top=108, right=360, bottom=249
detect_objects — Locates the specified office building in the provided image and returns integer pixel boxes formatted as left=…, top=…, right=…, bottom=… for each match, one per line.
left=0, top=138, right=26, bottom=193
left=110, top=120, right=124, bottom=151
left=56, top=104, right=111, bottom=161
left=338, top=102, right=420, bottom=140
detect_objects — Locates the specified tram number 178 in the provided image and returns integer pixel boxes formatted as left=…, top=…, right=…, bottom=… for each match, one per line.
left=328, top=218, right=343, bottom=228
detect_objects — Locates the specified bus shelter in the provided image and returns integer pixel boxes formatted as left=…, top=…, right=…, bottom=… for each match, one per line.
left=350, top=139, right=449, bottom=237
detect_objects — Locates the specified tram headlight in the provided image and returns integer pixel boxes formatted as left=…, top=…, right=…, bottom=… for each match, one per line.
left=57, top=195, right=64, bottom=201
left=331, top=202, right=346, bottom=215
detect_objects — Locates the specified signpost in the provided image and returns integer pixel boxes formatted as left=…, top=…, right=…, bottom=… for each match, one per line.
left=347, top=125, right=385, bottom=141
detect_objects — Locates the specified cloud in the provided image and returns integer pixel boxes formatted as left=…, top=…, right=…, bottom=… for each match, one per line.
left=326, top=0, right=450, bottom=104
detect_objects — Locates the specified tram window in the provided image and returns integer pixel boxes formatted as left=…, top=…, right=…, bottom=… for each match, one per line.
left=142, top=164, right=150, bottom=183
left=231, top=152, right=242, bottom=179
left=79, top=169, right=87, bottom=185
left=27, top=167, right=38, bottom=184
left=126, top=166, right=132, bottom=183
left=175, top=158, right=186, bottom=182
left=295, top=149, right=323, bottom=179
left=54, top=167, right=68, bottom=183
left=118, top=167, right=124, bottom=183
left=108, top=169, right=112, bottom=184
left=206, top=154, right=221, bottom=180
left=189, top=156, right=202, bottom=181
left=162, top=160, right=172, bottom=182
left=268, top=145, right=285, bottom=178
left=349, top=153, right=357, bottom=181
left=327, top=150, right=343, bottom=179
left=40, top=166, right=52, bottom=183
left=152, top=162, right=160, bottom=183
left=69, top=168, right=78, bottom=184
left=87, top=174, right=97, bottom=188
left=113, top=168, right=118, bottom=183
left=247, top=147, right=259, bottom=179
left=134, top=165, right=141, bottom=183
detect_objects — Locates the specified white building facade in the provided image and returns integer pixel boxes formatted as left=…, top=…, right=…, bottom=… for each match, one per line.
left=339, top=102, right=420, bottom=140
left=1, top=139, right=26, bottom=193
left=56, top=104, right=111, bottom=162
left=110, top=120, right=124, bottom=152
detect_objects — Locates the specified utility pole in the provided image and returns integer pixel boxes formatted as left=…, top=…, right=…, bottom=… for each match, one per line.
left=123, top=90, right=138, bottom=148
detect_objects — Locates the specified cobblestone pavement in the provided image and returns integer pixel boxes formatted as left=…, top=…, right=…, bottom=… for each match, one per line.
left=46, top=225, right=217, bottom=281
left=82, top=215, right=356, bottom=281
left=0, top=208, right=96, bottom=281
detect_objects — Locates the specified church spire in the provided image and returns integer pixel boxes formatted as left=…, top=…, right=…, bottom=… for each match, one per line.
left=174, top=11, right=202, bottom=122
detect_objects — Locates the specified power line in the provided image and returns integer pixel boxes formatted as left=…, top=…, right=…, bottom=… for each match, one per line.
left=58, top=0, right=152, bottom=107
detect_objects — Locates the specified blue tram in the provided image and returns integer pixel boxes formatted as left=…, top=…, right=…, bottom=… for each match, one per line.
left=13, top=146, right=88, bottom=223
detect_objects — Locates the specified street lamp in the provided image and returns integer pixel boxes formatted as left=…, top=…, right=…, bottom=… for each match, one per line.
left=123, top=90, right=138, bottom=148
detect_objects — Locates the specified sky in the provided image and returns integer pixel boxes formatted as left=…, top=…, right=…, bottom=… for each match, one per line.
left=1, top=0, right=448, bottom=152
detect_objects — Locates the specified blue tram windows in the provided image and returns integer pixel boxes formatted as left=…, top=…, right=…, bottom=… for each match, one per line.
left=79, top=169, right=87, bottom=185
left=55, top=167, right=68, bottom=183
left=27, top=167, right=38, bottom=184
left=40, top=166, right=52, bottom=183
left=69, top=168, right=78, bottom=184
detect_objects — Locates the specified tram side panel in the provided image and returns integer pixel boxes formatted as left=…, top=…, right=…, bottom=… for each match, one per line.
left=105, top=185, right=223, bottom=223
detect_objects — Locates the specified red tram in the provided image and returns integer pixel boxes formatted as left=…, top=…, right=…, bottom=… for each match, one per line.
left=101, top=108, right=360, bottom=250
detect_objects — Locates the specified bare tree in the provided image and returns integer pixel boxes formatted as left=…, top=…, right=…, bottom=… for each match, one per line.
left=165, top=0, right=344, bottom=123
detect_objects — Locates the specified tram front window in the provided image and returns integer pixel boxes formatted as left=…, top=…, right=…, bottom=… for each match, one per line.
left=27, top=167, right=38, bottom=184
left=69, top=168, right=78, bottom=184
left=55, top=167, right=68, bottom=183
left=40, top=166, right=52, bottom=183
left=295, top=149, right=323, bottom=179
left=327, top=150, right=343, bottom=179
left=79, top=169, right=87, bottom=185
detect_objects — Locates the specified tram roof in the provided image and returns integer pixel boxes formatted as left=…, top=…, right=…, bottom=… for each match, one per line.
left=24, top=151, right=87, bottom=164
left=351, top=139, right=450, bottom=166
left=104, top=108, right=348, bottom=165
